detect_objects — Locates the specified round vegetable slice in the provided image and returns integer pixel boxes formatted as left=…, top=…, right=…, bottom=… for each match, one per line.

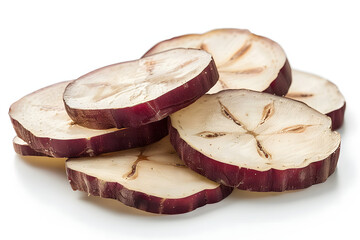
left=169, top=89, right=341, bottom=192
left=144, top=28, right=292, bottom=95
left=66, top=136, right=233, bottom=214
left=63, top=48, right=218, bottom=129
left=286, top=70, right=346, bottom=130
left=9, top=81, right=168, bottom=158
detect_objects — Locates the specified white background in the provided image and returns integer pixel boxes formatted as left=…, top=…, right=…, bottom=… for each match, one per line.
left=1, top=1, right=359, bottom=239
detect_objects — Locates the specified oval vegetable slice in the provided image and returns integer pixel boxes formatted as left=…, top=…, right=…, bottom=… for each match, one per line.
left=66, top=136, right=233, bottom=214
left=286, top=70, right=346, bottom=130
left=63, top=48, right=218, bottom=129
left=144, top=28, right=292, bottom=95
left=169, top=89, right=341, bottom=192
left=9, top=81, right=168, bottom=158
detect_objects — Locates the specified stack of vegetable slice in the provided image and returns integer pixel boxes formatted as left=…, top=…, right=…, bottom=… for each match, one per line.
left=9, top=28, right=345, bottom=214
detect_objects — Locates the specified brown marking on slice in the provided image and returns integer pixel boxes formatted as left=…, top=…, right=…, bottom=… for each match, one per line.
left=235, top=67, right=265, bottom=74
left=218, top=100, right=244, bottom=128
left=259, top=102, right=275, bottom=125
left=199, top=43, right=209, bottom=52
left=174, top=163, right=187, bottom=167
left=123, top=153, right=149, bottom=180
left=229, top=42, right=252, bottom=61
left=286, top=92, right=314, bottom=98
left=279, top=124, right=313, bottom=134
left=123, top=150, right=188, bottom=180
left=218, top=67, right=265, bottom=75
left=144, top=60, right=157, bottom=74
left=219, top=42, right=252, bottom=68
left=256, top=139, right=271, bottom=159
left=197, top=131, right=227, bottom=138
left=217, top=78, right=229, bottom=89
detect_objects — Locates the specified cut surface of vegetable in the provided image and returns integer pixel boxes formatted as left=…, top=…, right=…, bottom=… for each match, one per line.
left=9, top=81, right=168, bottom=158
left=286, top=70, right=346, bottom=130
left=144, top=28, right=291, bottom=95
left=66, top=136, right=233, bottom=214
left=13, top=136, right=48, bottom=157
left=64, top=48, right=218, bottom=129
left=170, top=89, right=341, bottom=191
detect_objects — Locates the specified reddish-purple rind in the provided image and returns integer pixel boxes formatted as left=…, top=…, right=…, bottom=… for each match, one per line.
left=10, top=117, right=168, bottom=158
left=263, top=59, right=292, bottom=96
left=64, top=57, right=219, bottom=129
left=13, top=137, right=49, bottom=157
left=169, top=124, right=340, bottom=192
left=143, top=30, right=292, bottom=97
left=327, top=102, right=346, bottom=130
left=66, top=166, right=233, bottom=215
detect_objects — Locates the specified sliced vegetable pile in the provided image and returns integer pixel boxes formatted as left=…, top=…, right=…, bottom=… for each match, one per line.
left=9, top=28, right=345, bottom=214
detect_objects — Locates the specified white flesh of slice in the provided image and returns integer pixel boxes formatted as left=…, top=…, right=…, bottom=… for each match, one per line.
left=170, top=90, right=340, bottom=171
left=64, top=48, right=212, bottom=109
left=66, top=136, right=221, bottom=199
left=286, top=70, right=345, bottom=114
left=13, top=136, right=28, bottom=146
left=10, top=81, right=116, bottom=139
left=145, top=29, right=287, bottom=94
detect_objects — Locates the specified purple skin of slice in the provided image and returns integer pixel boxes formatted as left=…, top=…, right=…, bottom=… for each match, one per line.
left=327, top=103, right=346, bottom=130
left=66, top=167, right=233, bottom=215
left=10, top=117, right=169, bottom=158
left=13, top=137, right=48, bottom=157
left=262, top=59, right=292, bottom=96
left=64, top=54, right=219, bottom=130
left=169, top=124, right=340, bottom=192
left=143, top=29, right=293, bottom=97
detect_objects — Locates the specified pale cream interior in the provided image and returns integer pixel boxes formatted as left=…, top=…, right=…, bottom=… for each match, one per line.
left=9, top=81, right=117, bottom=139
left=145, top=28, right=287, bottom=94
left=13, top=136, right=27, bottom=145
left=66, top=136, right=220, bottom=199
left=286, top=70, right=345, bottom=114
left=64, top=48, right=212, bottom=109
left=170, top=90, right=340, bottom=171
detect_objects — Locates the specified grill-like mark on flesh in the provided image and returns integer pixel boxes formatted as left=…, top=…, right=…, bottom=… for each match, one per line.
left=123, top=151, right=187, bottom=180
left=286, top=93, right=314, bottom=98
left=219, top=67, right=265, bottom=75
left=256, top=139, right=271, bottom=159
left=279, top=124, right=313, bottom=134
left=197, top=131, right=227, bottom=138
left=219, top=100, right=243, bottom=127
left=259, top=102, right=275, bottom=125
left=237, top=67, right=266, bottom=74
left=123, top=151, right=149, bottom=180
left=219, top=42, right=252, bottom=68
left=196, top=100, right=275, bottom=160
